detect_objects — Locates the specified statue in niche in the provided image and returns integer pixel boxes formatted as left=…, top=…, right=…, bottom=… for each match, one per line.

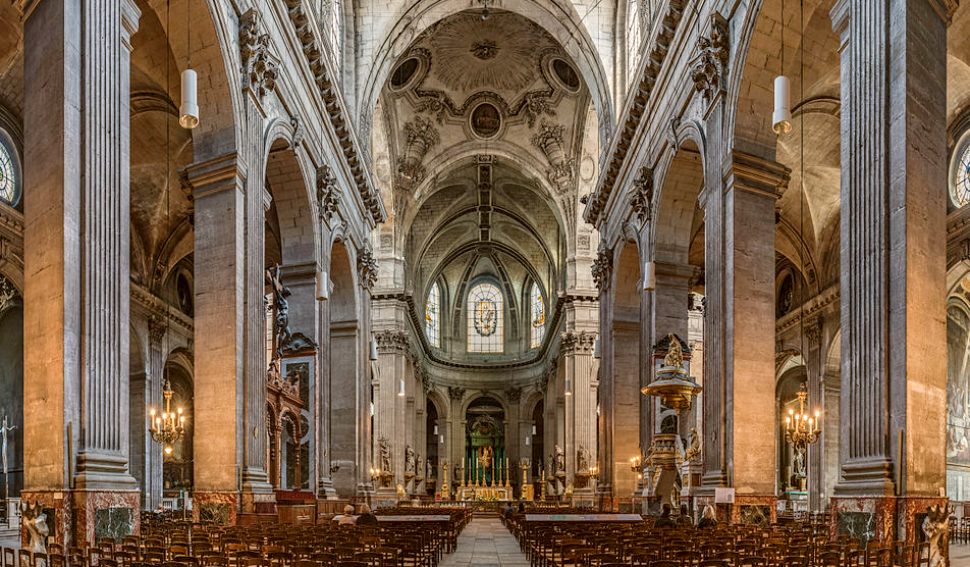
left=663, top=335, right=684, bottom=369
left=576, top=445, right=590, bottom=473
left=416, top=454, right=424, bottom=478
left=379, top=437, right=392, bottom=473
left=683, top=428, right=701, bottom=462
left=265, top=265, right=291, bottom=357
left=922, top=505, right=950, bottom=567
left=21, top=502, right=49, bottom=555
left=554, top=444, right=565, bottom=475
left=405, top=445, right=416, bottom=474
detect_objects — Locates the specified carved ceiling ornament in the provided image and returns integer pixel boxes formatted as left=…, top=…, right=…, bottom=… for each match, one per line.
left=397, top=116, right=440, bottom=190
left=240, top=9, right=279, bottom=99
left=630, top=166, right=654, bottom=224
left=316, top=165, right=340, bottom=224
left=591, top=247, right=613, bottom=293
left=532, top=120, right=575, bottom=194
left=448, top=386, right=466, bottom=401
left=689, top=13, right=729, bottom=102
left=357, top=248, right=379, bottom=290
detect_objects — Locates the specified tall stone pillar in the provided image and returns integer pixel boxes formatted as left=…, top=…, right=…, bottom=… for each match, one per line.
left=143, top=319, right=167, bottom=510
left=186, top=154, right=246, bottom=525
left=829, top=0, right=951, bottom=543
left=372, top=329, right=408, bottom=499
left=21, top=0, right=141, bottom=546
left=700, top=151, right=788, bottom=523
left=562, top=331, right=598, bottom=504
left=803, top=318, right=825, bottom=512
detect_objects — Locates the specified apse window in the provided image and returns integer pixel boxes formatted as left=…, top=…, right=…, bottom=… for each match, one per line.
left=952, top=136, right=970, bottom=207
left=426, top=281, right=441, bottom=348
left=467, top=282, right=503, bottom=353
left=530, top=283, right=545, bottom=348
left=0, top=134, right=20, bottom=208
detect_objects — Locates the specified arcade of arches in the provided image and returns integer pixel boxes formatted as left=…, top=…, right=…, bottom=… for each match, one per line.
left=0, top=0, right=970, bottom=553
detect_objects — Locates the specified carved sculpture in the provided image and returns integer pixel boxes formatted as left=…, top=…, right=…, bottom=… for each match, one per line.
left=21, top=501, right=48, bottom=555
left=265, top=265, right=291, bottom=358
left=591, top=248, right=613, bottom=293
left=663, top=335, right=684, bottom=369
left=554, top=444, right=565, bottom=476
left=379, top=437, right=392, bottom=474
left=239, top=9, right=279, bottom=98
left=922, top=505, right=950, bottom=567
left=357, top=249, right=379, bottom=291
left=576, top=445, right=590, bottom=473
left=316, top=165, right=340, bottom=223
left=405, top=445, right=416, bottom=474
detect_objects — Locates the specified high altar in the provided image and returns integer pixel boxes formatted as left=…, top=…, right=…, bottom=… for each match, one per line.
left=455, top=413, right=513, bottom=501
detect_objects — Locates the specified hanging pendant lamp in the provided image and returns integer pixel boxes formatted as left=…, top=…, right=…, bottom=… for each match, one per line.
left=772, top=0, right=791, bottom=135
left=179, top=1, right=199, bottom=129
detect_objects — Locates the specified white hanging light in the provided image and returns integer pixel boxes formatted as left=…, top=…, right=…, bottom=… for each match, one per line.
left=643, top=261, right=656, bottom=291
left=531, top=424, right=537, bottom=435
left=772, top=75, right=792, bottom=135
left=525, top=436, right=530, bottom=446
left=593, top=337, right=601, bottom=359
left=433, top=424, right=439, bottom=436
left=564, top=377, right=572, bottom=396
left=315, top=270, right=330, bottom=301
left=398, top=378, right=406, bottom=397
left=370, top=337, right=379, bottom=361
left=179, top=68, right=199, bottom=129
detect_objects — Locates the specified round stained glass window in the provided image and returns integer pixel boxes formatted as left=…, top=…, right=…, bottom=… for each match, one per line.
left=0, top=140, right=18, bottom=207
left=956, top=144, right=970, bottom=208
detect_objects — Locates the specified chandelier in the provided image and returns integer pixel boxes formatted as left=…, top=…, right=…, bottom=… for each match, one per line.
left=784, top=384, right=820, bottom=449
left=149, top=379, right=186, bottom=456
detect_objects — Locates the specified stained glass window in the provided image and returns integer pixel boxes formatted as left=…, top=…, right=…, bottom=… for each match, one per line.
left=530, top=283, right=545, bottom=348
left=0, top=139, right=18, bottom=207
left=467, top=282, right=503, bottom=353
left=426, top=281, right=441, bottom=348
left=955, top=144, right=970, bottom=207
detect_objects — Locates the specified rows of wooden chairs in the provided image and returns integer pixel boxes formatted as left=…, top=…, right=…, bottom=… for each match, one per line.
left=1, top=507, right=471, bottom=567
left=506, top=514, right=938, bottom=567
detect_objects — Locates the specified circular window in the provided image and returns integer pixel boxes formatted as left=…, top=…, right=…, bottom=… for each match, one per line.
left=470, top=102, right=502, bottom=139
left=0, top=134, right=20, bottom=208
left=550, top=58, right=580, bottom=93
left=389, top=57, right=420, bottom=90
left=953, top=139, right=970, bottom=208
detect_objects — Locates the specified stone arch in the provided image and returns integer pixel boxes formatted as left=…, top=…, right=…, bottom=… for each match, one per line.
left=263, top=134, right=320, bottom=267
left=0, top=276, right=23, bottom=498
left=328, top=238, right=361, bottom=497
left=357, top=0, right=614, bottom=148
left=163, top=351, right=195, bottom=492
left=776, top=363, right=808, bottom=492
left=652, top=138, right=705, bottom=266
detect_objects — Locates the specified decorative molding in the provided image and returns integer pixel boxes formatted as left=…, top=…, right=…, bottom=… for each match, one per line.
left=148, top=315, right=167, bottom=344
left=448, top=386, right=466, bottom=401
left=689, top=13, right=729, bottom=102
left=582, top=0, right=687, bottom=227
left=357, top=248, right=379, bottom=290
left=630, top=166, right=654, bottom=224
left=591, top=247, right=613, bottom=293
left=505, top=386, right=522, bottom=402
left=0, top=274, right=19, bottom=314
left=240, top=9, right=279, bottom=99
left=531, top=120, right=574, bottom=194
left=283, top=0, right=386, bottom=224
left=560, top=331, right=596, bottom=354
left=397, top=116, right=440, bottom=190
left=375, top=329, right=409, bottom=353
left=316, top=165, right=340, bottom=224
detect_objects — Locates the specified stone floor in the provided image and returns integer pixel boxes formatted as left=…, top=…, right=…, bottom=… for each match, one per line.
left=440, top=517, right=528, bottom=567
left=952, top=542, right=970, bottom=564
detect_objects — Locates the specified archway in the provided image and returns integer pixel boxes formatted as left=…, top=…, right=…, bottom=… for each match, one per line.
left=776, top=362, right=808, bottom=496
left=530, top=400, right=544, bottom=483
left=610, top=241, right=641, bottom=497
left=0, top=278, right=23, bottom=500
left=162, top=359, right=194, bottom=495
left=329, top=239, right=360, bottom=497
left=425, top=401, right=440, bottom=496
left=128, top=328, right=148, bottom=508
left=464, top=397, right=507, bottom=486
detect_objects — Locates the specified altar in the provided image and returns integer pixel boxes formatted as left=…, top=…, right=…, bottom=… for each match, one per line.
left=457, top=485, right=513, bottom=501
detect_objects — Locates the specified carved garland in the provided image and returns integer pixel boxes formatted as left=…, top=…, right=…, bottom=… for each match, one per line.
left=561, top=331, right=596, bottom=354
left=630, top=166, right=654, bottom=224
left=374, top=329, right=409, bottom=353
left=583, top=0, right=687, bottom=226
left=316, top=165, right=340, bottom=224
left=357, top=248, right=379, bottom=290
left=240, top=9, right=279, bottom=99
left=689, top=14, right=729, bottom=102
left=591, top=248, right=613, bottom=293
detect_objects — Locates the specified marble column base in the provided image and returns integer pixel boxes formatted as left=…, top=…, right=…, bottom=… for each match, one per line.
left=317, top=478, right=338, bottom=500
left=240, top=484, right=276, bottom=514
left=731, top=494, right=777, bottom=526
left=193, top=491, right=238, bottom=526
left=830, top=496, right=949, bottom=546
left=19, top=490, right=75, bottom=547
left=73, top=490, right=140, bottom=546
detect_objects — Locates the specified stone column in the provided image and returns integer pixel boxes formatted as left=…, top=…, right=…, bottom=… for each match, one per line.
left=803, top=317, right=825, bottom=512
left=372, top=330, right=406, bottom=501
left=830, top=0, right=950, bottom=543
left=562, top=331, right=598, bottom=504
left=701, top=151, right=788, bottom=524
left=144, top=319, right=167, bottom=510
left=185, top=154, right=246, bottom=525
left=21, top=0, right=141, bottom=546
left=317, top=276, right=336, bottom=499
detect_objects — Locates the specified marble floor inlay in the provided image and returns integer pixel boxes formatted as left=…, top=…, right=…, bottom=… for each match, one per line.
left=439, top=517, right=528, bottom=567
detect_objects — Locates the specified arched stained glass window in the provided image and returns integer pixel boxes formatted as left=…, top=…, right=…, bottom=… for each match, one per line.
left=954, top=143, right=970, bottom=207
left=426, top=282, right=441, bottom=348
left=530, top=283, right=545, bottom=348
left=0, top=137, right=19, bottom=207
left=467, top=282, right=503, bottom=353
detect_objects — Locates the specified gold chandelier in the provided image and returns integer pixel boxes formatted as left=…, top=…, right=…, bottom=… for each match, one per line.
left=149, top=379, right=186, bottom=456
left=784, top=384, right=820, bottom=449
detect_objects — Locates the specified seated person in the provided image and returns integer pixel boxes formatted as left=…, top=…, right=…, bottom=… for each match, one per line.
left=356, top=504, right=379, bottom=526
left=332, top=504, right=357, bottom=525
left=653, top=503, right=677, bottom=528
left=698, top=505, right=718, bottom=529
left=676, top=504, right=694, bottom=527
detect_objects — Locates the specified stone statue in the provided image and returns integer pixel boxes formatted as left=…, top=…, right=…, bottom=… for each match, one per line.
left=416, top=454, right=424, bottom=478
left=0, top=415, right=16, bottom=475
left=922, top=504, right=950, bottom=567
left=405, top=445, right=416, bottom=474
left=21, top=501, right=48, bottom=555
left=379, top=437, right=391, bottom=473
left=663, top=335, right=683, bottom=369
left=683, top=428, right=701, bottom=462
left=554, top=444, right=565, bottom=475
left=576, top=445, right=589, bottom=473
left=265, top=265, right=291, bottom=357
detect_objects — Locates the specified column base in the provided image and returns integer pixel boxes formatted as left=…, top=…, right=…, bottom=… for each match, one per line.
left=19, top=490, right=75, bottom=548
left=317, top=478, right=338, bottom=500
left=240, top=481, right=276, bottom=514
left=193, top=491, right=238, bottom=525
left=731, top=494, right=777, bottom=526
left=830, top=495, right=949, bottom=547
left=73, top=489, right=140, bottom=546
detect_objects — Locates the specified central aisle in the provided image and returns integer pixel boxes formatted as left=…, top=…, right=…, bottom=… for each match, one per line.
left=440, top=517, right=529, bottom=567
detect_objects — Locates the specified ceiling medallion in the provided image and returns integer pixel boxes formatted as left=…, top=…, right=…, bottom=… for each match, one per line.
left=470, top=102, right=502, bottom=139
left=470, top=40, right=499, bottom=60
